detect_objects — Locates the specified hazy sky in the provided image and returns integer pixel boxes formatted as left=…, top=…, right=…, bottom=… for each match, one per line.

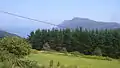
left=0, top=0, right=120, bottom=37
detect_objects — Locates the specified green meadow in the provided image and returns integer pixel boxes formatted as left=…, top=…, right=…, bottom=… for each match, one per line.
left=28, top=51, right=120, bottom=68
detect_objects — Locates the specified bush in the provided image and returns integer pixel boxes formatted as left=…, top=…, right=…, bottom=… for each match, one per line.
left=70, top=51, right=83, bottom=57
left=1, top=59, right=40, bottom=68
left=104, top=57, right=112, bottom=61
left=57, top=61, right=61, bottom=67
left=42, top=42, right=51, bottom=51
left=93, top=47, right=102, bottom=56
left=60, top=47, right=67, bottom=53
left=31, top=49, right=40, bottom=54
left=0, top=50, right=15, bottom=62
left=0, top=37, right=41, bottom=68
left=0, top=37, right=31, bottom=58
left=82, top=55, right=112, bottom=61
left=49, top=60, right=54, bottom=67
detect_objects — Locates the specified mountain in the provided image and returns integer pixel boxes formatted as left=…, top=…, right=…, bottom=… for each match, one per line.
left=0, top=30, right=19, bottom=38
left=58, top=17, right=120, bottom=30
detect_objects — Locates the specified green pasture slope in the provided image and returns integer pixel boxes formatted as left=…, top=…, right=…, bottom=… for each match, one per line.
left=28, top=52, right=120, bottom=68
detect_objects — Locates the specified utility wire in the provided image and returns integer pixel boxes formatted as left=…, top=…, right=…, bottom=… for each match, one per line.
left=0, top=10, right=72, bottom=45
left=0, top=10, right=65, bottom=28
left=0, top=10, right=66, bottom=45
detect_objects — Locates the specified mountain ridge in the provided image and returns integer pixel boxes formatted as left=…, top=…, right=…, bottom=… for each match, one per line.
left=58, top=17, right=120, bottom=29
left=0, top=30, right=19, bottom=38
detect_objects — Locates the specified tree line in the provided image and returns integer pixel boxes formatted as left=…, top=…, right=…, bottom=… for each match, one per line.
left=28, top=28, right=120, bottom=59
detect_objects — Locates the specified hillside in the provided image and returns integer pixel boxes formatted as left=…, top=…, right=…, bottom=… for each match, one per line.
left=28, top=51, right=120, bottom=68
left=58, top=17, right=120, bottom=29
left=0, top=30, right=19, bottom=38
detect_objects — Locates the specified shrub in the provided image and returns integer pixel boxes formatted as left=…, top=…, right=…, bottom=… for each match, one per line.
left=0, top=37, right=41, bottom=68
left=42, top=42, right=51, bottom=51
left=2, top=59, right=40, bottom=68
left=59, top=47, right=68, bottom=56
left=93, top=47, right=102, bottom=56
left=60, top=47, right=67, bottom=53
left=31, top=49, right=40, bottom=54
left=57, top=61, right=60, bottom=67
left=82, top=55, right=112, bottom=61
left=70, top=51, right=83, bottom=57
left=49, top=60, right=54, bottom=67
left=0, top=50, right=15, bottom=62
left=104, top=57, right=112, bottom=61
left=0, top=37, right=31, bottom=58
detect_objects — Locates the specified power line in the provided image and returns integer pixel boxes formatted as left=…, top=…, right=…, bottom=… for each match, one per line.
left=0, top=10, right=66, bottom=44
left=0, top=10, right=65, bottom=28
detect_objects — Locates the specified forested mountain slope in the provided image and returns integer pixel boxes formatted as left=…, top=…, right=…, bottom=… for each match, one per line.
left=0, top=30, right=19, bottom=38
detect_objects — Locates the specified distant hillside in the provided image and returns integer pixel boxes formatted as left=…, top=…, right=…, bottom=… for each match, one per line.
left=58, top=17, right=120, bottom=29
left=0, top=30, right=19, bottom=38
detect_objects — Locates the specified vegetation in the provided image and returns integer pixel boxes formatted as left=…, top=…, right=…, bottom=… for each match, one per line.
left=0, top=27, right=120, bottom=68
left=0, top=37, right=31, bottom=58
left=28, top=51, right=120, bottom=68
left=28, top=28, right=120, bottom=59
left=0, top=37, right=40, bottom=68
left=93, top=47, right=102, bottom=56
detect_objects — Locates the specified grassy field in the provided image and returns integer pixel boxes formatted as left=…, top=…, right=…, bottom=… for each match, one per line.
left=28, top=51, right=120, bottom=68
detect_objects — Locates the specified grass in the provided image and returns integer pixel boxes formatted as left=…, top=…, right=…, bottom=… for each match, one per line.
left=28, top=51, right=120, bottom=68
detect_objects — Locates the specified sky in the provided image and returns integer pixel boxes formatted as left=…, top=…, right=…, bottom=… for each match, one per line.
left=0, top=0, right=120, bottom=37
